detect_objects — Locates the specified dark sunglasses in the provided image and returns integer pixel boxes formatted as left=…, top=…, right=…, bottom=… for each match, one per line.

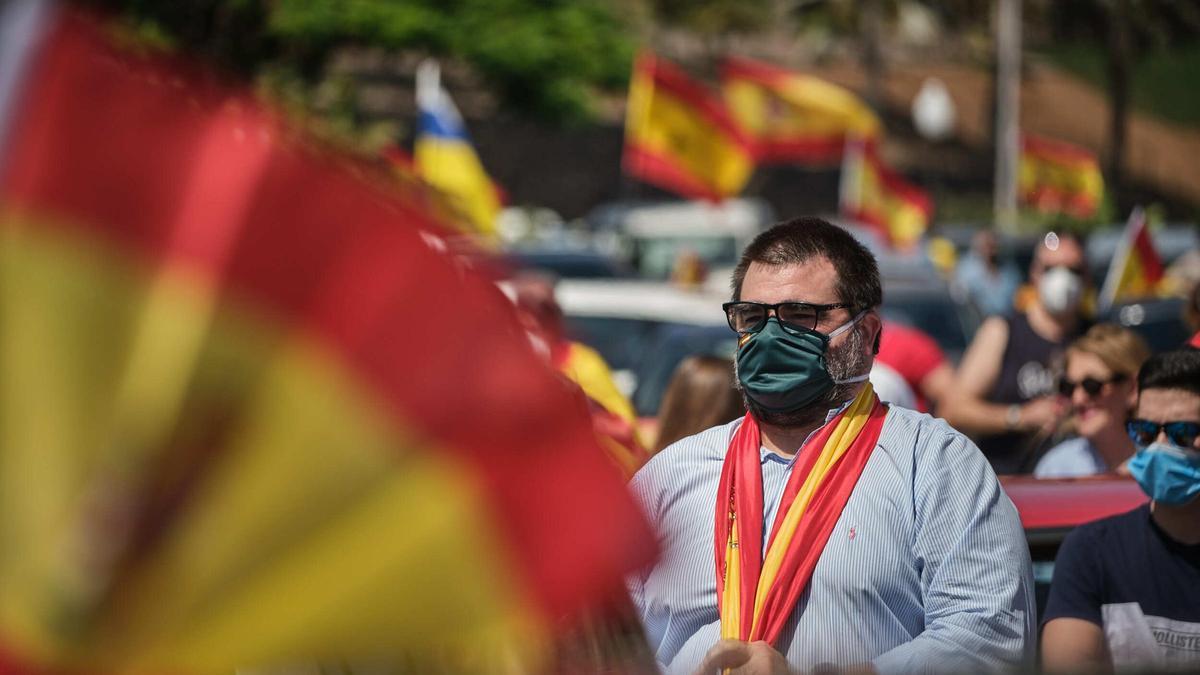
left=1126, top=419, right=1200, bottom=448
left=722, top=301, right=853, bottom=334
left=1058, top=374, right=1127, bottom=397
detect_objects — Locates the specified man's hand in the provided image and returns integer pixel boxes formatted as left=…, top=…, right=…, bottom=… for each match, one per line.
left=693, top=639, right=792, bottom=675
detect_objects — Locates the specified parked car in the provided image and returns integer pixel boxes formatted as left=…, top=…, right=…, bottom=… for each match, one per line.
left=877, top=272, right=980, bottom=364
left=587, top=198, right=775, bottom=280
left=555, top=279, right=729, bottom=398
left=1097, top=296, right=1191, bottom=352
left=508, top=247, right=634, bottom=279
left=1000, top=474, right=1147, bottom=622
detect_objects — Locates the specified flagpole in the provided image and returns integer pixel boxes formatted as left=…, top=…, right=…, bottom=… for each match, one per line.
left=1098, top=206, right=1143, bottom=311
left=993, top=0, right=1021, bottom=235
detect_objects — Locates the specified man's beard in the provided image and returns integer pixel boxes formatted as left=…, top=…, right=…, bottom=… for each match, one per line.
left=734, top=325, right=870, bottom=429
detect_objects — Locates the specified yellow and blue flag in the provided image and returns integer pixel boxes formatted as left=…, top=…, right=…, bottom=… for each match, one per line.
left=415, top=60, right=503, bottom=240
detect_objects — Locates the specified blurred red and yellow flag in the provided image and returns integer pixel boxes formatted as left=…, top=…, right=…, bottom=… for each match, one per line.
left=838, top=138, right=932, bottom=250
left=721, top=56, right=881, bottom=165
left=623, top=52, right=755, bottom=201
left=1019, top=134, right=1104, bottom=219
left=552, top=342, right=650, bottom=479
left=1099, top=207, right=1165, bottom=309
left=0, top=6, right=655, bottom=673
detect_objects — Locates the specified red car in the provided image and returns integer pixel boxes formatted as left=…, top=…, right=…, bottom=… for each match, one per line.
left=1000, top=474, right=1148, bottom=621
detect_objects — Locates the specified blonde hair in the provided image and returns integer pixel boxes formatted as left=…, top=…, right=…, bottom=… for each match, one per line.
left=1068, top=323, right=1151, bottom=377
left=653, top=355, right=744, bottom=453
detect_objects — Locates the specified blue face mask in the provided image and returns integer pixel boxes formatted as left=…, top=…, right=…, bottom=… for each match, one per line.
left=735, top=312, right=868, bottom=414
left=1128, top=442, right=1200, bottom=506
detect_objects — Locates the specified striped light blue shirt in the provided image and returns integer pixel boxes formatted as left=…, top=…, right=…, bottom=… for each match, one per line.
left=628, top=405, right=1036, bottom=674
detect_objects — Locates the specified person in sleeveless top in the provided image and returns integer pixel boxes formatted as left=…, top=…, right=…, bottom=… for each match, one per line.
left=942, top=231, right=1090, bottom=474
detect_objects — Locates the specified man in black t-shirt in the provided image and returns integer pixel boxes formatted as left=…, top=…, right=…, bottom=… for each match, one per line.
left=1042, top=350, right=1200, bottom=673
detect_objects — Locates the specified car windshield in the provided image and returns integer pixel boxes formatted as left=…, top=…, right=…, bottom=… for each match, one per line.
left=631, top=235, right=740, bottom=279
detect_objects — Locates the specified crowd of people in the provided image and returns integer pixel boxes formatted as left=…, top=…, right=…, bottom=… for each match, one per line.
left=509, top=217, right=1200, bottom=674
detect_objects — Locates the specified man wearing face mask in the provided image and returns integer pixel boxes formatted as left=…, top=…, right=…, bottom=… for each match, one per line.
left=954, top=229, right=1022, bottom=318
left=942, top=232, right=1089, bottom=474
left=628, top=218, right=1034, bottom=675
left=1041, top=349, right=1200, bottom=674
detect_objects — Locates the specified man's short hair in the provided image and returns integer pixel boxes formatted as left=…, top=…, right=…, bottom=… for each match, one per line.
left=731, top=216, right=882, bottom=312
left=1137, top=349, right=1200, bottom=397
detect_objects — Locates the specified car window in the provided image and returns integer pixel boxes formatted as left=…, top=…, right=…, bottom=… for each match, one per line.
left=632, top=326, right=739, bottom=417
left=631, top=235, right=740, bottom=279
left=565, top=316, right=665, bottom=372
left=511, top=252, right=631, bottom=279
left=1099, top=298, right=1190, bottom=353
left=881, top=288, right=979, bottom=363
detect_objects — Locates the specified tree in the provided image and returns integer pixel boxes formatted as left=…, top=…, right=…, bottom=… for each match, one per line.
left=96, top=0, right=637, bottom=123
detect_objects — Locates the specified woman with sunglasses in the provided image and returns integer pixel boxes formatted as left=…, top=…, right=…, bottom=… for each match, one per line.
left=1033, top=324, right=1150, bottom=478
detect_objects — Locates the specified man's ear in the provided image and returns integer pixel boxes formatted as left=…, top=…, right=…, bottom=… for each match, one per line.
left=862, top=311, right=883, bottom=355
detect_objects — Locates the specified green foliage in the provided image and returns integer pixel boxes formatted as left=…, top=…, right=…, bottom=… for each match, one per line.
left=101, top=0, right=636, bottom=123
left=649, top=0, right=774, bottom=35
left=1038, top=41, right=1200, bottom=128
left=266, top=0, right=636, bottom=121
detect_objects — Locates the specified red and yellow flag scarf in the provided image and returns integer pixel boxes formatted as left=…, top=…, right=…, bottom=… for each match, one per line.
left=552, top=340, right=651, bottom=478
left=714, top=384, right=887, bottom=645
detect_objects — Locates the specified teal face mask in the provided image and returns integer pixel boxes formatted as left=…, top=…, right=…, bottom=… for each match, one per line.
left=1128, top=442, right=1200, bottom=506
left=735, top=312, right=868, bottom=414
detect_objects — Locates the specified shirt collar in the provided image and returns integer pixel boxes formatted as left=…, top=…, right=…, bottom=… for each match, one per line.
left=760, top=398, right=855, bottom=467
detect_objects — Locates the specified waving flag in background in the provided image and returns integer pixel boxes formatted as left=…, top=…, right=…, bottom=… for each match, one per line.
left=1019, top=134, right=1104, bottom=219
left=721, top=56, right=881, bottom=165
left=0, top=5, right=655, bottom=672
left=623, top=52, right=755, bottom=201
left=381, top=144, right=470, bottom=237
left=414, top=59, right=504, bottom=241
left=1098, top=206, right=1165, bottom=310
left=838, top=137, right=932, bottom=250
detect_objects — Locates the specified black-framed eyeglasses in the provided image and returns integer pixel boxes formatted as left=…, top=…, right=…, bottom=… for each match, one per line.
left=1058, top=374, right=1127, bottom=397
left=1126, top=419, right=1200, bottom=448
left=721, top=301, right=854, bottom=334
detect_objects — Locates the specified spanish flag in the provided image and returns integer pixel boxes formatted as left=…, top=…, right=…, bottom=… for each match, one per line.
left=623, top=52, right=755, bottom=202
left=414, top=60, right=504, bottom=241
left=721, top=56, right=881, bottom=164
left=552, top=341, right=651, bottom=478
left=838, top=137, right=932, bottom=250
left=1019, top=134, right=1104, bottom=219
left=0, top=7, right=654, bottom=672
left=1099, top=207, right=1165, bottom=309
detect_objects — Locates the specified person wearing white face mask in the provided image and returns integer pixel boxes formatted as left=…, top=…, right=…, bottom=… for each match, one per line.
left=1041, top=349, right=1200, bottom=674
left=942, top=231, right=1090, bottom=474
